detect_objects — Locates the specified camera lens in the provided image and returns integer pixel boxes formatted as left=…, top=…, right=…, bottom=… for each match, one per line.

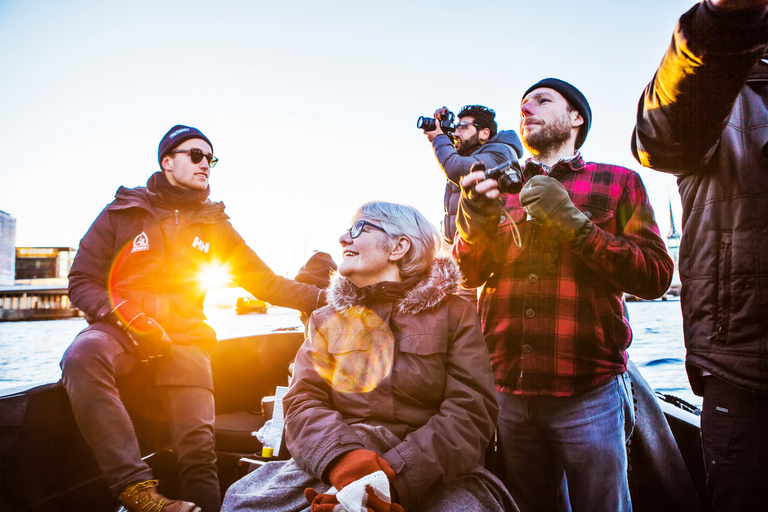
left=417, top=116, right=437, bottom=131
left=482, top=162, right=523, bottom=194
left=498, top=174, right=523, bottom=194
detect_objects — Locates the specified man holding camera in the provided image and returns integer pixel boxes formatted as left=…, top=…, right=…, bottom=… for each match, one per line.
left=454, top=79, right=673, bottom=511
left=422, top=105, right=522, bottom=246
left=61, top=125, right=326, bottom=512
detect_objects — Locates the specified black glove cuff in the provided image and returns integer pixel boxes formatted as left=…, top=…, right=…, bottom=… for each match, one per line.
left=457, top=189, right=500, bottom=244
left=459, top=180, right=497, bottom=212
left=108, top=300, right=144, bottom=331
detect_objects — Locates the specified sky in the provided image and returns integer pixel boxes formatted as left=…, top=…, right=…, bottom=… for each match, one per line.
left=0, top=0, right=694, bottom=279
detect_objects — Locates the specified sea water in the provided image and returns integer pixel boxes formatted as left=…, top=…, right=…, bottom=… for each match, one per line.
left=0, top=300, right=699, bottom=407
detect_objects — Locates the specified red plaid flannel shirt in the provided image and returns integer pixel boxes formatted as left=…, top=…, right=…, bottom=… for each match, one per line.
left=453, top=153, right=674, bottom=396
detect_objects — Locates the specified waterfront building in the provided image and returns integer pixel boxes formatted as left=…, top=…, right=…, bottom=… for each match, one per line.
left=0, top=210, right=15, bottom=286
left=0, top=246, right=80, bottom=321
left=0, top=283, right=81, bottom=321
left=15, top=247, right=76, bottom=283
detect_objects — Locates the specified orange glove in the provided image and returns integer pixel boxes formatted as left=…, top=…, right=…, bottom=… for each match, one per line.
left=328, top=449, right=395, bottom=490
left=304, top=488, right=340, bottom=512
left=365, top=485, right=404, bottom=512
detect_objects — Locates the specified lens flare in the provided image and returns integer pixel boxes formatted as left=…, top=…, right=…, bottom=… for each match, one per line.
left=198, top=262, right=232, bottom=290
left=106, top=239, right=231, bottom=321
left=312, top=307, right=394, bottom=394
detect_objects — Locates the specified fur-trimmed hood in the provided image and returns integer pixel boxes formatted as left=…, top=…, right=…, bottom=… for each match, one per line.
left=326, top=255, right=463, bottom=315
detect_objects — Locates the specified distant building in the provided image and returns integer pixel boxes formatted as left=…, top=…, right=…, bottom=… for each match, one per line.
left=0, top=211, right=15, bottom=286
left=15, top=247, right=76, bottom=282
left=1, top=246, right=80, bottom=321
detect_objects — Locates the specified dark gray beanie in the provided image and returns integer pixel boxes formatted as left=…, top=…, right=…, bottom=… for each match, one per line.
left=522, top=78, right=592, bottom=149
left=158, top=125, right=214, bottom=168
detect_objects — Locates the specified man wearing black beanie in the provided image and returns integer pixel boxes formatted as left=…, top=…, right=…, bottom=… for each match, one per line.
left=60, top=125, right=326, bottom=512
left=453, top=79, right=673, bottom=511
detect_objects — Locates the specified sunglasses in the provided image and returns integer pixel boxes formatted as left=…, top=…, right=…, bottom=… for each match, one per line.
left=173, top=148, right=218, bottom=168
left=348, top=220, right=387, bottom=239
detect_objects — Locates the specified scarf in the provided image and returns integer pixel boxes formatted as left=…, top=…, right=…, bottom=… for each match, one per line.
left=146, top=171, right=210, bottom=210
left=354, top=276, right=422, bottom=306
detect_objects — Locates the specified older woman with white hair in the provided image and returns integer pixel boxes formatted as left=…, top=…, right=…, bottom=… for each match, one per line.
left=222, top=201, right=515, bottom=512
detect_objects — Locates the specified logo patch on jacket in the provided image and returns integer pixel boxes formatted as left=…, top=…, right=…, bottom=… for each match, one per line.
left=131, top=232, right=149, bottom=253
left=192, top=236, right=210, bottom=253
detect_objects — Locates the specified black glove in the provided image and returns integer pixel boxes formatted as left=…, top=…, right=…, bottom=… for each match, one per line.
left=463, top=161, right=497, bottom=205
left=295, top=251, right=337, bottom=289
left=456, top=161, right=501, bottom=243
left=109, top=301, right=173, bottom=362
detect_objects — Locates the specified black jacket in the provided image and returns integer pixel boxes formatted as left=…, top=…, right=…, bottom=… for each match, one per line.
left=69, top=179, right=323, bottom=354
left=432, top=130, right=522, bottom=244
left=632, top=1, right=768, bottom=395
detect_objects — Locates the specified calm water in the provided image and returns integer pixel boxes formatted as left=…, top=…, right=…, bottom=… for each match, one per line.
left=0, top=300, right=699, bottom=407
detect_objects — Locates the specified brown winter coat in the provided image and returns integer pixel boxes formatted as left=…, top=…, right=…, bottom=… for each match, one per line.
left=282, top=256, right=498, bottom=507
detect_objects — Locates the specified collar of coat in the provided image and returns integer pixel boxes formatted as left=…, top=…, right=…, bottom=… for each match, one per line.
left=523, top=151, right=586, bottom=180
left=326, top=255, right=463, bottom=315
left=109, top=185, right=229, bottom=222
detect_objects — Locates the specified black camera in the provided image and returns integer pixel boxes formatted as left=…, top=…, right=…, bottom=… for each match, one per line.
left=417, top=109, right=455, bottom=135
left=471, top=161, right=524, bottom=195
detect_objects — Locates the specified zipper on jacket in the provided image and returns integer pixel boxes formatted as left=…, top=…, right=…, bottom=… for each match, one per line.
left=175, top=209, right=179, bottom=225
left=707, top=326, right=722, bottom=341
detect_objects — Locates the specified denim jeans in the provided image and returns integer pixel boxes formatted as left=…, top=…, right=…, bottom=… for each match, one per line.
left=701, top=375, right=768, bottom=512
left=61, top=329, right=220, bottom=512
left=496, top=373, right=635, bottom=512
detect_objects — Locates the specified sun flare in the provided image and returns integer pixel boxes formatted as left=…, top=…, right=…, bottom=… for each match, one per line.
left=199, top=263, right=232, bottom=290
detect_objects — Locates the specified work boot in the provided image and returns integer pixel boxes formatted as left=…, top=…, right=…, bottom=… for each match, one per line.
left=119, top=480, right=201, bottom=512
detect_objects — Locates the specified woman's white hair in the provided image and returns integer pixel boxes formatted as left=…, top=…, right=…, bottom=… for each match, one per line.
left=353, top=201, right=442, bottom=279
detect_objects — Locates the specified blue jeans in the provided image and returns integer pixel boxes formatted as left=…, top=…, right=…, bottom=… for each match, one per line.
left=61, top=329, right=220, bottom=511
left=496, top=373, right=635, bottom=512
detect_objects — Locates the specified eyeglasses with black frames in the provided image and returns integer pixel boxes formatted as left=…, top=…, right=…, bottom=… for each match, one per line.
left=173, top=148, right=218, bottom=168
left=348, top=220, right=387, bottom=239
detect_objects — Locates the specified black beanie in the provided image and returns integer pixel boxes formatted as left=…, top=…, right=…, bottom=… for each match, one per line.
left=157, top=125, right=214, bottom=168
left=522, top=78, right=592, bottom=149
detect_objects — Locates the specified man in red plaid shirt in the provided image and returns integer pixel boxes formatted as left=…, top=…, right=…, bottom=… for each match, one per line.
left=453, top=78, right=674, bottom=512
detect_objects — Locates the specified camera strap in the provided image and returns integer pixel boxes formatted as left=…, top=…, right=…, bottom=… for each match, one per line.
left=498, top=201, right=522, bottom=248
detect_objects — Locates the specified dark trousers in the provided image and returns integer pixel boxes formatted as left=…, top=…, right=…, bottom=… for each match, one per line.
left=701, top=375, right=768, bottom=512
left=60, top=329, right=221, bottom=512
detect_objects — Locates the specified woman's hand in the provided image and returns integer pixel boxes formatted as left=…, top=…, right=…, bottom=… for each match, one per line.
left=304, top=488, right=341, bottom=511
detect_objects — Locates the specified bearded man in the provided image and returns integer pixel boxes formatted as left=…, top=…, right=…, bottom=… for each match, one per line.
left=423, top=104, right=522, bottom=306
left=453, top=78, right=674, bottom=512
left=423, top=104, right=522, bottom=246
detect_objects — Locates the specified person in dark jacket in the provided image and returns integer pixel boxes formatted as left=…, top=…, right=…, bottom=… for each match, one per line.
left=222, top=201, right=516, bottom=512
left=457, top=79, right=673, bottom=512
left=632, top=1, right=768, bottom=510
left=423, top=104, right=523, bottom=245
left=295, top=250, right=338, bottom=336
left=61, top=125, right=326, bottom=512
